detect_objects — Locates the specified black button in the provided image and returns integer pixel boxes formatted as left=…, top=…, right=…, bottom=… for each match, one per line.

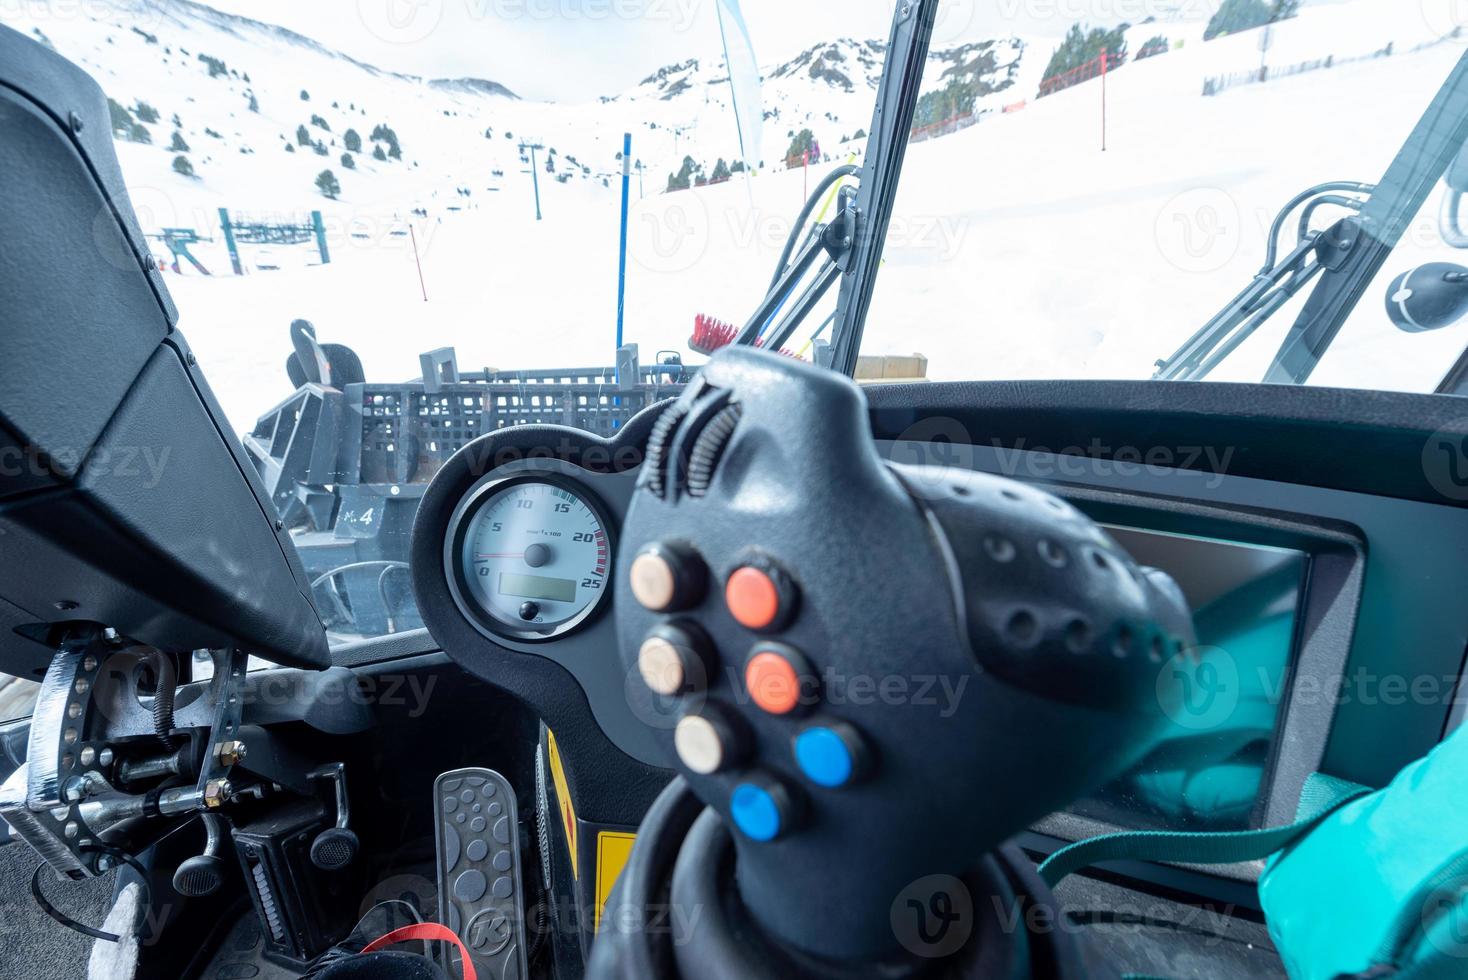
left=518, top=601, right=540, bottom=621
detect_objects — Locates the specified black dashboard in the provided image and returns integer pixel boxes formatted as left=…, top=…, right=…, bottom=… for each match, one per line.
left=389, top=379, right=1468, bottom=879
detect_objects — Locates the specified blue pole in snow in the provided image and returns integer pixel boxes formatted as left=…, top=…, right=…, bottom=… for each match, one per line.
left=616, top=132, right=632, bottom=370
left=531, top=146, right=543, bottom=221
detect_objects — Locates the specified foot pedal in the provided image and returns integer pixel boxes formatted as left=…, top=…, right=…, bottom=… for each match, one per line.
left=434, top=768, right=528, bottom=980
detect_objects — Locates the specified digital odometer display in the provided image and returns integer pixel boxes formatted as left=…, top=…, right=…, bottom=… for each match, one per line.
left=450, top=476, right=613, bottom=641
left=498, top=572, right=577, bottom=604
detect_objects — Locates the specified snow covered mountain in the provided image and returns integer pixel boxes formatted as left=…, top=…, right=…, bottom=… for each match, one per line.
left=4, top=0, right=543, bottom=221
left=2, top=0, right=1039, bottom=218
left=614, top=35, right=1029, bottom=170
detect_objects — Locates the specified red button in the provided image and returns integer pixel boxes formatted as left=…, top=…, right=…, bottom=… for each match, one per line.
left=745, top=652, right=801, bottom=715
left=726, top=567, right=780, bottom=630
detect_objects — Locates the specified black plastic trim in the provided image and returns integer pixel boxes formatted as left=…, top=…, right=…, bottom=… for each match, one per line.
left=867, top=380, right=1468, bottom=507
left=409, top=404, right=674, bottom=825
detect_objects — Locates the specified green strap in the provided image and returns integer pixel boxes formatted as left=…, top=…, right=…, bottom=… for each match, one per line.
left=1038, top=773, right=1371, bottom=889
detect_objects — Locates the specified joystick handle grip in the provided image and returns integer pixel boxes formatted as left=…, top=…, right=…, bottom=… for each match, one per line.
left=617, top=348, right=1198, bottom=961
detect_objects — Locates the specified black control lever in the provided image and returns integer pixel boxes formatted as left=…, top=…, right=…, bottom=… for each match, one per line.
left=308, top=763, right=359, bottom=871
left=173, top=813, right=228, bottom=897
left=612, top=348, right=1200, bottom=966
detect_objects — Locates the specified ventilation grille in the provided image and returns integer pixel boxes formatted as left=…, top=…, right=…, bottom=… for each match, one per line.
left=250, top=860, right=286, bottom=942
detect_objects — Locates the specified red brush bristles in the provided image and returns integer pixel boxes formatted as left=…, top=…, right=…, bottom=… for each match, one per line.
left=690, top=314, right=738, bottom=354
left=689, top=313, right=802, bottom=359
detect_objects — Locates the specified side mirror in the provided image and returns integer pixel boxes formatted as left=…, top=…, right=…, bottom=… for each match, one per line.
left=1386, top=262, right=1468, bottom=332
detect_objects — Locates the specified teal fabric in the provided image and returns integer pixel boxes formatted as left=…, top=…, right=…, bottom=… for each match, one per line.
left=1259, top=729, right=1468, bottom=980
left=1041, top=724, right=1468, bottom=980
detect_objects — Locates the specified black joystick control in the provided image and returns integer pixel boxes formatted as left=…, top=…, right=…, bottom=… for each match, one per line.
left=310, top=827, right=360, bottom=871
left=309, top=763, right=360, bottom=872
left=612, top=348, right=1200, bottom=966
left=173, top=813, right=228, bottom=898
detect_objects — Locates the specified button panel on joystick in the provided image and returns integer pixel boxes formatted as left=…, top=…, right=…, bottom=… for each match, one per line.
left=634, top=543, right=856, bottom=841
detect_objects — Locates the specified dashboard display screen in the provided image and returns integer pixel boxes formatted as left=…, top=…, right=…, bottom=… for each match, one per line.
left=498, top=572, right=577, bottom=604
left=1070, top=526, right=1308, bottom=833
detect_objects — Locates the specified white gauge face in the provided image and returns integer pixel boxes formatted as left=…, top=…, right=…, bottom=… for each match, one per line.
left=454, top=478, right=612, bottom=639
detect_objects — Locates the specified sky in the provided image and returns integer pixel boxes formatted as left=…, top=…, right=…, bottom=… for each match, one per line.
left=194, top=0, right=1227, bottom=101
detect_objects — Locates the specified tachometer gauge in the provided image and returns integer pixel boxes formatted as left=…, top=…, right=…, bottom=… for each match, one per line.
left=446, top=475, right=614, bottom=641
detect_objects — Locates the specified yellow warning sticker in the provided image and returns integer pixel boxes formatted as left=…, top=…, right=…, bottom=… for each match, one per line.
left=594, top=831, right=637, bottom=932
left=546, top=729, right=577, bottom=878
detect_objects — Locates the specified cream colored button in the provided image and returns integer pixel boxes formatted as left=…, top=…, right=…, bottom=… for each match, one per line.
left=674, top=714, right=727, bottom=775
left=638, top=636, right=687, bottom=696
left=630, top=551, right=676, bottom=610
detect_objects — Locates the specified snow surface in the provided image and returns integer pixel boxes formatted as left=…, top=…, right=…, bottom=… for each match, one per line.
left=5, top=0, right=1467, bottom=434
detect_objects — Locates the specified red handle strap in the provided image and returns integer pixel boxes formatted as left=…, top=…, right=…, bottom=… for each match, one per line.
left=360, top=923, right=477, bottom=980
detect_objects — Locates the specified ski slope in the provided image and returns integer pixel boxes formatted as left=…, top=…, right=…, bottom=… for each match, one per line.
left=865, top=3, right=1468, bottom=396
left=5, top=0, right=1467, bottom=432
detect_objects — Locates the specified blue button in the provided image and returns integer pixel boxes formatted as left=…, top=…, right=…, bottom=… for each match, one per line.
left=730, top=783, right=783, bottom=841
left=794, top=727, right=855, bottom=788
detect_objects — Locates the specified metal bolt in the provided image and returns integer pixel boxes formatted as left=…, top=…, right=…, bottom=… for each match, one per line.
left=54, top=600, right=79, bottom=612
left=68, top=111, right=83, bottom=133
left=203, top=778, right=232, bottom=809
left=215, top=740, right=248, bottom=767
left=186, top=351, right=197, bottom=366
left=98, top=748, right=114, bottom=767
left=274, top=520, right=284, bottom=531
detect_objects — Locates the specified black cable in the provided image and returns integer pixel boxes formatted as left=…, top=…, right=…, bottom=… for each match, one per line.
left=31, top=844, right=153, bottom=943
left=146, top=649, right=177, bottom=742
left=768, top=164, right=860, bottom=291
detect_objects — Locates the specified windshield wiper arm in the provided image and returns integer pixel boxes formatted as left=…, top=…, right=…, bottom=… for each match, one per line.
left=733, top=187, right=856, bottom=350
left=1154, top=182, right=1371, bottom=382
left=1262, top=50, right=1468, bottom=385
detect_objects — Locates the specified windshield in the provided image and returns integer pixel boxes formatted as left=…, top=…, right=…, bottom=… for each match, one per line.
left=0, top=0, right=901, bottom=644
left=863, top=0, right=1468, bottom=392
left=8, top=0, right=1466, bottom=649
